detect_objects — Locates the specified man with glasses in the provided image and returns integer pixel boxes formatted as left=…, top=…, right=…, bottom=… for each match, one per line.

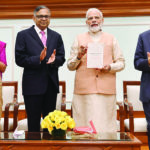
left=67, top=8, right=125, bottom=132
left=15, top=5, right=65, bottom=132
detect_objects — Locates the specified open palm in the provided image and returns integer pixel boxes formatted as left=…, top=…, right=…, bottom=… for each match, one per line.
left=47, top=49, right=56, bottom=64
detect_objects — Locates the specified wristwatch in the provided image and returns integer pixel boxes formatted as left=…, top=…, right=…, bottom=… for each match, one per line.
left=77, top=56, right=81, bottom=60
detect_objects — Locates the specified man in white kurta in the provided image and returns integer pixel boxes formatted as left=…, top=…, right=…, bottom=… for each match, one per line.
left=67, top=8, right=125, bottom=133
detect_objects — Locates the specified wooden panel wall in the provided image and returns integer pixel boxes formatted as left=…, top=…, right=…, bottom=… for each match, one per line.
left=0, top=0, right=150, bottom=19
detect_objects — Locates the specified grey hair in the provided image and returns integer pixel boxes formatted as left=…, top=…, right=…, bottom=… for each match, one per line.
left=34, top=5, right=51, bottom=17
left=86, top=8, right=103, bottom=19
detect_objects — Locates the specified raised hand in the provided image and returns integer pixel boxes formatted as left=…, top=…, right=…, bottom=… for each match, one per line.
left=40, top=47, right=47, bottom=61
left=0, top=62, right=6, bottom=73
left=77, top=45, right=87, bottom=60
left=147, top=52, right=150, bottom=65
left=47, top=49, right=56, bottom=64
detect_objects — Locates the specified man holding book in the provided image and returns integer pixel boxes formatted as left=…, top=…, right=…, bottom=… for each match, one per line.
left=67, top=8, right=125, bottom=132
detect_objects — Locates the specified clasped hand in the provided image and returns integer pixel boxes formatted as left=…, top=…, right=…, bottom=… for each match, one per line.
left=147, top=52, right=150, bottom=65
left=98, top=65, right=111, bottom=73
left=40, top=47, right=56, bottom=64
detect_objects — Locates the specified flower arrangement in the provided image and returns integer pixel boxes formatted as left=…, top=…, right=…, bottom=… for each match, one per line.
left=41, top=110, right=75, bottom=136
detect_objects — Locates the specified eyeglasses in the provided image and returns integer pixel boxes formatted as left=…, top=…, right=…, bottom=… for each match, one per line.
left=87, top=16, right=101, bottom=21
left=36, top=15, right=50, bottom=19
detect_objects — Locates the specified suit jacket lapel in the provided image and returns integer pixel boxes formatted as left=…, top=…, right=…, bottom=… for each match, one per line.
left=47, top=28, right=53, bottom=48
left=29, top=25, right=43, bottom=47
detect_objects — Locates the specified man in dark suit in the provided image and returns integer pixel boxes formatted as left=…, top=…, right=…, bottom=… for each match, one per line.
left=134, top=30, right=150, bottom=149
left=15, top=5, right=65, bottom=132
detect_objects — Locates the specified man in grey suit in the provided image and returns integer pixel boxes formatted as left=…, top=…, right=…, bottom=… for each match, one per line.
left=15, top=5, right=65, bottom=132
left=134, top=30, right=150, bottom=149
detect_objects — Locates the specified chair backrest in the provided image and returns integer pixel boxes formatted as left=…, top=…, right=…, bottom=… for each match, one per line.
left=123, top=81, right=143, bottom=111
left=2, top=81, right=18, bottom=111
left=56, top=81, right=66, bottom=110
left=18, top=80, right=66, bottom=116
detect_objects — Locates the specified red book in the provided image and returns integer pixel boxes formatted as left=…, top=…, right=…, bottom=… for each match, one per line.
left=73, top=120, right=97, bottom=134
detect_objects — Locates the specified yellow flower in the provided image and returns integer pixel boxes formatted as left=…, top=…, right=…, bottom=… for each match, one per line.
left=48, top=112, right=53, bottom=117
left=60, top=111, right=67, bottom=117
left=68, top=119, right=76, bottom=129
left=48, top=126, right=53, bottom=134
left=55, top=122, right=61, bottom=129
left=60, top=122, right=67, bottom=130
left=41, top=120, right=48, bottom=128
left=41, top=110, right=76, bottom=134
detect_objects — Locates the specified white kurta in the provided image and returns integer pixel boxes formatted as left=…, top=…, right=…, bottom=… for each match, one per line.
left=67, top=31, right=125, bottom=133
left=72, top=94, right=117, bottom=133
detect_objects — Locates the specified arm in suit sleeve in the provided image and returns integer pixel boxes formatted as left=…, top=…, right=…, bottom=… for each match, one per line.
left=49, top=34, right=65, bottom=68
left=15, top=32, right=41, bottom=69
left=134, top=34, right=150, bottom=72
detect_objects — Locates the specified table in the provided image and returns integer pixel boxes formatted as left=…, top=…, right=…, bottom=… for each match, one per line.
left=0, top=131, right=142, bottom=150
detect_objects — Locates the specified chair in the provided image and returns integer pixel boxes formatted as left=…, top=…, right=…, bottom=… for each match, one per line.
left=123, top=81, right=148, bottom=144
left=56, top=81, right=66, bottom=111
left=14, top=81, right=66, bottom=131
left=1, top=81, right=18, bottom=131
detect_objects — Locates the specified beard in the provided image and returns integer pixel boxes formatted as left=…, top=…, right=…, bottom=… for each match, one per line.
left=87, top=23, right=102, bottom=33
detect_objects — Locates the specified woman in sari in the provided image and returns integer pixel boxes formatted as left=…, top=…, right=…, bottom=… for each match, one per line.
left=0, top=41, right=7, bottom=130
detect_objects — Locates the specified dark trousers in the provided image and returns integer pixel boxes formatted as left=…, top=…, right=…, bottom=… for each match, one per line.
left=24, top=80, right=57, bottom=132
left=143, top=101, right=150, bottom=150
